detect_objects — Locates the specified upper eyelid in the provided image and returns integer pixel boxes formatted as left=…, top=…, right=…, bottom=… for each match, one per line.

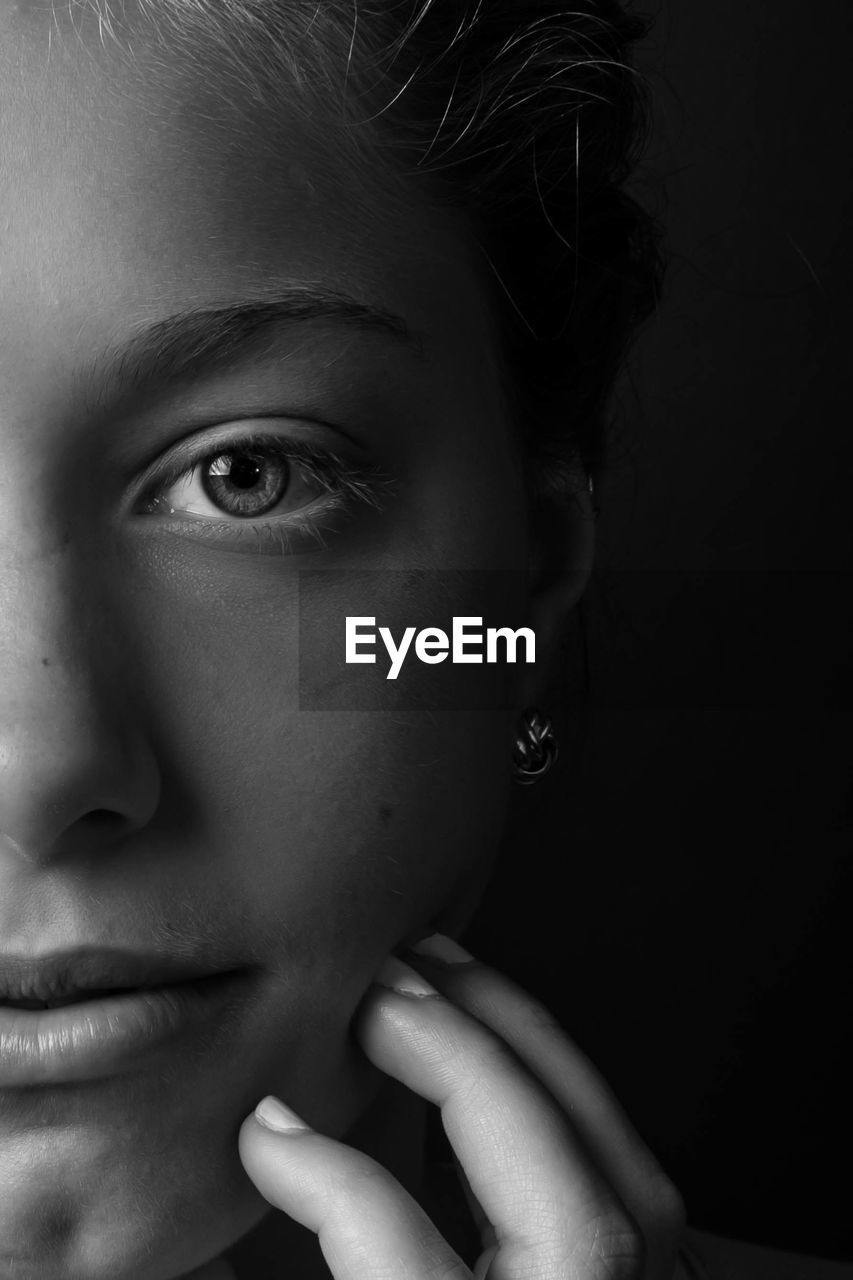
left=133, top=420, right=360, bottom=493
left=156, top=432, right=341, bottom=477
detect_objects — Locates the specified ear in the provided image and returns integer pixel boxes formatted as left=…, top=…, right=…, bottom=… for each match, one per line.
left=517, top=468, right=596, bottom=706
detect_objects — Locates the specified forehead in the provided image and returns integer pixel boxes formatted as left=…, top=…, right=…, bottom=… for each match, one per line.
left=0, top=2, right=497, bottom=399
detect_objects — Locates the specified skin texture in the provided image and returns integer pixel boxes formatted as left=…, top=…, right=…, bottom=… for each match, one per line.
left=0, top=5, right=592, bottom=1278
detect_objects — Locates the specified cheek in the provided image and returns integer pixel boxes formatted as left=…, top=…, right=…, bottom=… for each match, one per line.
left=118, top=549, right=513, bottom=958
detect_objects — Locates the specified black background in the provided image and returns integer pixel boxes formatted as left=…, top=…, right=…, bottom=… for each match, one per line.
left=466, top=0, right=852, bottom=1261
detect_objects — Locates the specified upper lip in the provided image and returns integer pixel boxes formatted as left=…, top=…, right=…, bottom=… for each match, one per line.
left=0, top=947, right=223, bottom=1007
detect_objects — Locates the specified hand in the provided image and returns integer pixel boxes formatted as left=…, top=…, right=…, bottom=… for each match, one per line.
left=237, top=935, right=686, bottom=1279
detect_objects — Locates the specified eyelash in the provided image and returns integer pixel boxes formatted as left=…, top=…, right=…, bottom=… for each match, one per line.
left=138, top=431, right=390, bottom=553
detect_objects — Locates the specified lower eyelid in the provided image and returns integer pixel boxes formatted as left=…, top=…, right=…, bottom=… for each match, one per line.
left=157, top=496, right=351, bottom=555
left=139, top=475, right=384, bottom=557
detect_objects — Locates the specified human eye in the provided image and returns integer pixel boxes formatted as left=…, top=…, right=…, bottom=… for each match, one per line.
left=134, top=424, right=389, bottom=553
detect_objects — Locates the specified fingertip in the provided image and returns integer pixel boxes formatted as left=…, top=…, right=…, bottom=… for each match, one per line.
left=351, top=955, right=443, bottom=1042
left=373, top=955, right=441, bottom=999
left=407, top=932, right=475, bottom=966
left=237, top=1095, right=312, bottom=1181
left=253, top=1095, right=312, bottom=1135
left=237, top=1098, right=319, bottom=1218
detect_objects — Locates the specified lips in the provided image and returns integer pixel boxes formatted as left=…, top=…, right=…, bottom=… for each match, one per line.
left=0, top=946, right=226, bottom=1010
left=0, top=948, right=253, bottom=1086
left=1, top=988, right=130, bottom=1011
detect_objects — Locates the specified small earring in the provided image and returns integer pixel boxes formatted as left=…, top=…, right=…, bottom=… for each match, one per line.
left=512, top=707, right=559, bottom=785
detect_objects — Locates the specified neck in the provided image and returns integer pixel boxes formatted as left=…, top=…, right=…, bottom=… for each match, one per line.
left=219, top=1078, right=429, bottom=1280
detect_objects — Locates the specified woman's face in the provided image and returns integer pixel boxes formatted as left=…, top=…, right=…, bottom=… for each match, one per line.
left=0, top=7, right=576, bottom=1278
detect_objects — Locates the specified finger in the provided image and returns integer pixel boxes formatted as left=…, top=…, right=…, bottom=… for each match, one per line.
left=238, top=1095, right=472, bottom=1280
left=355, top=957, right=646, bottom=1280
left=403, top=936, right=685, bottom=1280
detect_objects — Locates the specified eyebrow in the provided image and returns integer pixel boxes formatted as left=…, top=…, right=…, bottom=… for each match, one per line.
left=83, top=285, right=425, bottom=408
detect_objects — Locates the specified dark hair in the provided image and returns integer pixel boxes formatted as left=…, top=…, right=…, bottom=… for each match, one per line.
left=337, top=0, right=664, bottom=497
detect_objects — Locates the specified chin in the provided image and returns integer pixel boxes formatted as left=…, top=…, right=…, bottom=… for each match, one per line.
left=0, top=1098, right=265, bottom=1280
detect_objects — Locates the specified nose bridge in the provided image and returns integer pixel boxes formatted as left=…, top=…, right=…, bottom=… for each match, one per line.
left=0, top=537, right=161, bottom=862
left=0, top=527, right=102, bottom=700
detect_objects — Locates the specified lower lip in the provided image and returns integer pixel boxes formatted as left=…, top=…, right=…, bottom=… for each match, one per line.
left=0, top=973, right=248, bottom=1087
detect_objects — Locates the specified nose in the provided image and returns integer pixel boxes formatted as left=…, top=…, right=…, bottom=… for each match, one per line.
left=0, top=553, right=161, bottom=866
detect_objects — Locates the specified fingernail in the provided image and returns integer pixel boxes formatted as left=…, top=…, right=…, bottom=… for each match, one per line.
left=254, top=1095, right=311, bottom=1133
left=408, top=932, right=474, bottom=966
left=374, top=955, right=440, bottom=998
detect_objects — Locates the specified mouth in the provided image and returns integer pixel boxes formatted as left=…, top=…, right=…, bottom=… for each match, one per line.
left=0, top=945, right=230, bottom=1010
left=1, top=987, right=142, bottom=1011
left=0, top=948, right=252, bottom=1087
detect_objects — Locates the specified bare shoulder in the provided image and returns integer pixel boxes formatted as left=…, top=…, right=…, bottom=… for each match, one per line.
left=684, top=1227, right=853, bottom=1280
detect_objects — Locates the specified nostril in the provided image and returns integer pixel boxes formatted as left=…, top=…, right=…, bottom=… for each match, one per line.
left=0, top=727, right=162, bottom=861
left=64, top=809, right=133, bottom=845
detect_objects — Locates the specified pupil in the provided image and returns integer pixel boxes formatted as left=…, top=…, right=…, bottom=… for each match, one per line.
left=229, top=456, right=261, bottom=490
left=202, top=448, right=290, bottom=517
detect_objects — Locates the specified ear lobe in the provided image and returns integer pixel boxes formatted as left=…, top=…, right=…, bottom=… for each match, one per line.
left=520, top=475, right=595, bottom=701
